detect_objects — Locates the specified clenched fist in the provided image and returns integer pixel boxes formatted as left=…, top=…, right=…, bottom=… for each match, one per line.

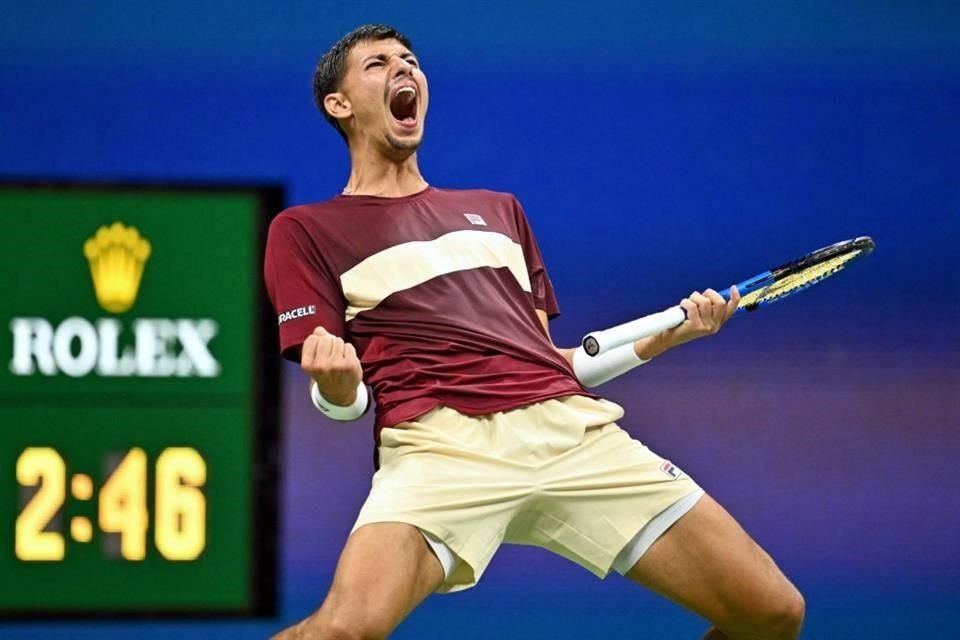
left=301, top=326, right=363, bottom=406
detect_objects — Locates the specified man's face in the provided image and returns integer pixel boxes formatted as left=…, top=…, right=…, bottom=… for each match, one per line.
left=334, top=38, right=428, bottom=154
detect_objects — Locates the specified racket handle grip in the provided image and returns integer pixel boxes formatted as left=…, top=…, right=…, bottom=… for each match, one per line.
left=582, top=305, right=687, bottom=357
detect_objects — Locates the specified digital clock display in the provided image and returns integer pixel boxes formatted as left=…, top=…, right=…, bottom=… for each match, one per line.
left=0, top=182, right=281, bottom=617
left=16, top=447, right=207, bottom=563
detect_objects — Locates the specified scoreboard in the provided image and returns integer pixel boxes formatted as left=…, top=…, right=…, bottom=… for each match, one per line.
left=0, top=182, right=281, bottom=616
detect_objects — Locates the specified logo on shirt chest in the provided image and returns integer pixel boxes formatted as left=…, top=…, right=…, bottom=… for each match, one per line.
left=463, top=213, right=487, bottom=226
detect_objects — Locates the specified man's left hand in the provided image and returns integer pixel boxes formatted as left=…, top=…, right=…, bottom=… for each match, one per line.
left=665, top=285, right=740, bottom=347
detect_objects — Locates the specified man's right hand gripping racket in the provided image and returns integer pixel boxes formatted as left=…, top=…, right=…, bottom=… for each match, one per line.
left=582, top=236, right=875, bottom=357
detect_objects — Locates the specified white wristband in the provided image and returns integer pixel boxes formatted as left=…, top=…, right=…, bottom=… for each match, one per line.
left=310, top=381, right=369, bottom=421
left=572, top=342, right=649, bottom=388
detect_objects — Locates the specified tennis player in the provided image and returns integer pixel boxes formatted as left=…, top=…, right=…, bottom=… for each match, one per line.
left=265, top=24, right=804, bottom=640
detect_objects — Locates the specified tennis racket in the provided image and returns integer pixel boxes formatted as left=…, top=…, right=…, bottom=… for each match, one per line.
left=582, top=236, right=875, bottom=357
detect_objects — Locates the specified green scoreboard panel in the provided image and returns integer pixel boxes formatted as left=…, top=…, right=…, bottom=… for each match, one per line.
left=0, top=181, right=281, bottom=617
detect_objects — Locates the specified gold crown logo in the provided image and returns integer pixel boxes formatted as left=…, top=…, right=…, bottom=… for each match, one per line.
left=83, top=222, right=151, bottom=313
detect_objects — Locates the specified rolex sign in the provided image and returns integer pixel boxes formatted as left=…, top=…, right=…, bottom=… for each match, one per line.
left=0, top=183, right=278, bottom=399
left=10, top=222, right=220, bottom=378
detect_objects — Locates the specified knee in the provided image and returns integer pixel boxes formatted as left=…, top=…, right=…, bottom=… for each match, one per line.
left=760, top=586, right=805, bottom=640
left=312, top=603, right=394, bottom=640
left=320, top=615, right=390, bottom=640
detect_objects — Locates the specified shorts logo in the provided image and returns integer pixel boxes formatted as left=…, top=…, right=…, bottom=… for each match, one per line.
left=463, top=213, right=487, bottom=226
left=660, top=461, right=682, bottom=480
left=277, top=304, right=316, bottom=325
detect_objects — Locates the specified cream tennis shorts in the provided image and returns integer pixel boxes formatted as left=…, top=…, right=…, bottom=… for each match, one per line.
left=352, top=395, right=702, bottom=593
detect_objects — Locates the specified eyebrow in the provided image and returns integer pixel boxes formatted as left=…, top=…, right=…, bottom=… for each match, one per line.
left=361, top=51, right=418, bottom=65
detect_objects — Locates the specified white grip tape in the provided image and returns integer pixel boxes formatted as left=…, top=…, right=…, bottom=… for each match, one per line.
left=582, top=305, right=686, bottom=356
left=310, top=381, right=369, bottom=422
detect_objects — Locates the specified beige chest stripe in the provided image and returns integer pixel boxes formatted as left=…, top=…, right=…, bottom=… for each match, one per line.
left=340, top=229, right=531, bottom=321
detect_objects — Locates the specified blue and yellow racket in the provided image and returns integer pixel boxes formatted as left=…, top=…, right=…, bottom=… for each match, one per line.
left=582, top=236, right=876, bottom=357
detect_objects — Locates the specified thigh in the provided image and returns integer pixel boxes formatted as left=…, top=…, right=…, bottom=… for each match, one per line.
left=515, top=420, right=700, bottom=578
left=316, top=522, right=444, bottom=635
left=355, top=409, right=536, bottom=591
left=625, top=494, right=801, bottom=635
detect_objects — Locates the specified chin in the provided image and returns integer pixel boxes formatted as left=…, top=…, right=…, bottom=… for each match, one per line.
left=385, top=131, right=423, bottom=153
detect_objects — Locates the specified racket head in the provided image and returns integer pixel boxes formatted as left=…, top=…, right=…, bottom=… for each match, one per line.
left=730, top=236, right=875, bottom=312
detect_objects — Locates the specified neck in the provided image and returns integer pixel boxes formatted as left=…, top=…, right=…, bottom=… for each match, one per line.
left=343, top=140, right=429, bottom=197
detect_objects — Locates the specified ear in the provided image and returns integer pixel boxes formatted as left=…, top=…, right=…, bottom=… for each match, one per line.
left=323, top=92, right=352, bottom=122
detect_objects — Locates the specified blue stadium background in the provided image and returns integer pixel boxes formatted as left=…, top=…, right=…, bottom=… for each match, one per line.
left=2, top=2, right=958, bottom=637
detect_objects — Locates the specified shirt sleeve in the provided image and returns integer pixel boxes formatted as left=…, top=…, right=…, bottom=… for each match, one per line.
left=263, top=214, right=346, bottom=362
left=512, top=197, right=560, bottom=318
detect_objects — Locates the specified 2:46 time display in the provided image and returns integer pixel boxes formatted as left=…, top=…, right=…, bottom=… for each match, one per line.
left=15, top=447, right=207, bottom=562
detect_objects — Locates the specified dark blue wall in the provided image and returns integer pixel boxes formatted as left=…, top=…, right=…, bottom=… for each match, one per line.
left=2, top=2, right=958, bottom=637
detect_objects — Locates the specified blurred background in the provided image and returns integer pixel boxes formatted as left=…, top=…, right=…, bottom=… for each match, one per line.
left=2, top=1, right=958, bottom=637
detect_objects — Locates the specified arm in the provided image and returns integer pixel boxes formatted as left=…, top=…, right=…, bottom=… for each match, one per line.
left=509, top=195, right=738, bottom=379
left=262, top=216, right=365, bottom=418
left=539, top=286, right=740, bottom=382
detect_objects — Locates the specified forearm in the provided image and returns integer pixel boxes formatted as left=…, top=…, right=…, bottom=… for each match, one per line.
left=555, top=331, right=675, bottom=368
left=554, top=330, right=681, bottom=389
left=537, top=308, right=697, bottom=388
left=632, top=331, right=675, bottom=360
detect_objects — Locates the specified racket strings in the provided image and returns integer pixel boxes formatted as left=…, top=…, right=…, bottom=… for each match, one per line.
left=739, top=250, right=864, bottom=308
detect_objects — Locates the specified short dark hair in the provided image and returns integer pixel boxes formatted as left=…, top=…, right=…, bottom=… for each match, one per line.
left=312, top=24, right=414, bottom=141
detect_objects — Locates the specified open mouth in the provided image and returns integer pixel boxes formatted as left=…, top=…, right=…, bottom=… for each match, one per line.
left=389, top=85, right=418, bottom=128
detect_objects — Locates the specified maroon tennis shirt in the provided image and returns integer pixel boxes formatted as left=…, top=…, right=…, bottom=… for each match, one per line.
left=263, top=186, right=589, bottom=431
